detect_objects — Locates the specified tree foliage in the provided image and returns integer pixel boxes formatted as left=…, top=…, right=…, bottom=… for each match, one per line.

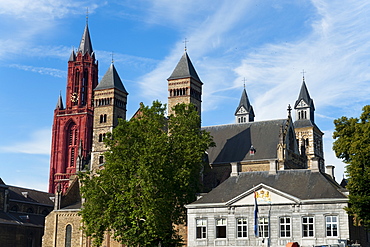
left=80, top=101, right=214, bottom=246
left=333, top=105, right=370, bottom=228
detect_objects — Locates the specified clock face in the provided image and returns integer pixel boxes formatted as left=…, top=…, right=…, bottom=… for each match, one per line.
left=71, top=93, right=78, bottom=102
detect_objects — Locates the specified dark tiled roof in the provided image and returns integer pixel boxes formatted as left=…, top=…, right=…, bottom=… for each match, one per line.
left=8, top=186, right=54, bottom=206
left=192, top=170, right=347, bottom=205
left=78, top=24, right=93, bottom=55
left=294, top=80, right=314, bottom=110
left=0, top=211, right=46, bottom=227
left=168, top=52, right=201, bottom=82
left=293, top=119, right=322, bottom=133
left=203, top=119, right=286, bottom=164
left=94, top=64, right=128, bottom=93
left=234, top=88, right=254, bottom=117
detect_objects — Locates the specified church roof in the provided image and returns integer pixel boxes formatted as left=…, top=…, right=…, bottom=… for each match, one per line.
left=234, top=88, right=254, bottom=116
left=191, top=170, right=347, bottom=205
left=78, top=24, right=93, bottom=55
left=168, top=52, right=201, bottom=82
left=8, top=186, right=54, bottom=207
left=94, top=63, right=128, bottom=94
left=203, top=119, right=287, bottom=164
left=294, top=79, right=314, bottom=109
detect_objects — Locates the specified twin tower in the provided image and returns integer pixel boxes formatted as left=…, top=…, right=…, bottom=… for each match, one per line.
left=49, top=23, right=323, bottom=194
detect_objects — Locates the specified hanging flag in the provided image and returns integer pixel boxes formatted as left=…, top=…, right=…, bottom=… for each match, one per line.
left=254, top=191, right=259, bottom=237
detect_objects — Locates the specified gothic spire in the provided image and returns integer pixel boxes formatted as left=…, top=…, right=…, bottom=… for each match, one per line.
left=94, top=63, right=128, bottom=94
left=78, top=24, right=93, bottom=55
left=55, top=93, right=64, bottom=110
left=69, top=49, right=76, bottom=62
left=168, top=51, right=201, bottom=82
left=294, top=78, right=315, bottom=110
left=235, top=88, right=254, bottom=123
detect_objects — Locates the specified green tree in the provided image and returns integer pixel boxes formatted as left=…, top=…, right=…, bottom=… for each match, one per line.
left=333, top=105, right=370, bottom=228
left=80, top=101, right=214, bottom=246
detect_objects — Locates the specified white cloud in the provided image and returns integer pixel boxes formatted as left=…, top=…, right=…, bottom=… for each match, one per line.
left=9, top=64, right=66, bottom=78
left=0, top=128, right=51, bottom=155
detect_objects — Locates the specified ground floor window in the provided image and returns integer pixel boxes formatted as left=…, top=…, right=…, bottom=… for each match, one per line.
left=216, top=218, right=227, bottom=238
left=237, top=218, right=248, bottom=238
left=259, top=217, right=269, bottom=238
left=326, top=215, right=338, bottom=237
left=196, top=219, right=207, bottom=239
left=302, top=216, right=314, bottom=237
left=280, top=217, right=291, bottom=238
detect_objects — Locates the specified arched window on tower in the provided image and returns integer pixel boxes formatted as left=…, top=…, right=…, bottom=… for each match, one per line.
left=100, top=115, right=104, bottom=123
left=103, top=114, right=107, bottom=123
left=65, top=224, right=72, bottom=247
left=298, top=111, right=301, bottom=120
left=99, top=134, right=103, bottom=142
left=66, top=123, right=78, bottom=169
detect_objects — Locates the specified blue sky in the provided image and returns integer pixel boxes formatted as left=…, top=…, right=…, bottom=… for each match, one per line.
left=1, top=0, right=369, bottom=191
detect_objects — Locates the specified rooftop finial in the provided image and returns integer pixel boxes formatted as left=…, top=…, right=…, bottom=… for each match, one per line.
left=86, top=7, right=89, bottom=25
left=111, top=52, right=114, bottom=64
left=183, top=38, right=188, bottom=51
left=301, top=69, right=306, bottom=82
left=242, top=77, right=247, bottom=89
left=287, top=104, right=292, bottom=116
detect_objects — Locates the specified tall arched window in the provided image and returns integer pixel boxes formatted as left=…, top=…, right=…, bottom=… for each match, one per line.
left=66, top=123, right=78, bottom=169
left=65, top=224, right=72, bottom=247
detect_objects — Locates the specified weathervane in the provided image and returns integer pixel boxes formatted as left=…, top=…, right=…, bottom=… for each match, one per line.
left=183, top=38, right=189, bottom=51
left=111, top=52, right=114, bottom=64
left=301, top=69, right=306, bottom=81
left=86, top=7, right=89, bottom=24
left=242, top=78, right=247, bottom=89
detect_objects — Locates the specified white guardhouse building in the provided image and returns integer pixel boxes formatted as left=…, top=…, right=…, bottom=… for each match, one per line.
left=186, top=168, right=356, bottom=247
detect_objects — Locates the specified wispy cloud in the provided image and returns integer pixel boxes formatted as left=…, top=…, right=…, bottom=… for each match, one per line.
left=9, top=64, right=66, bottom=78
left=0, top=128, right=51, bottom=155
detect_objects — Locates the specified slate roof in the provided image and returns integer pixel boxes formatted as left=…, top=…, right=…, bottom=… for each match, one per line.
left=203, top=119, right=286, bottom=164
left=293, top=119, right=321, bottom=130
left=8, top=186, right=54, bottom=207
left=0, top=211, right=47, bottom=227
left=94, top=63, right=128, bottom=94
left=235, top=88, right=254, bottom=117
left=294, top=79, right=314, bottom=110
left=168, top=52, right=201, bottom=82
left=191, top=170, right=347, bottom=205
left=69, top=49, right=76, bottom=62
left=78, top=24, right=93, bottom=55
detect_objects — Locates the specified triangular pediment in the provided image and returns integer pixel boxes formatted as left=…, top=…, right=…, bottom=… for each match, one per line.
left=236, top=106, right=247, bottom=115
left=226, top=184, right=300, bottom=206
left=296, top=99, right=308, bottom=108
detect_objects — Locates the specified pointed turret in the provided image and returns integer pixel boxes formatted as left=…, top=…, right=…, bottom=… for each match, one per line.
left=94, top=63, right=127, bottom=93
left=168, top=52, right=201, bottom=82
left=55, top=93, right=64, bottom=110
left=69, top=49, right=76, bottom=62
left=78, top=24, right=93, bottom=55
left=235, top=88, right=254, bottom=123
left=294, top=78, right=315, bottom=122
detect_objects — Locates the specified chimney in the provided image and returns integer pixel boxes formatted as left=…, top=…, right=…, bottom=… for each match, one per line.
left=325, top=164, right=335, bottom=180
left=231, top=162, right=240, bottom=177
left=311, top=157, right=320, bottom=172
left=269, top=160, right=277, bottom=175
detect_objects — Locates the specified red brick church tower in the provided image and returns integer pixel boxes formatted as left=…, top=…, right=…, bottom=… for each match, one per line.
left=48, top=24, right=98, bottom=193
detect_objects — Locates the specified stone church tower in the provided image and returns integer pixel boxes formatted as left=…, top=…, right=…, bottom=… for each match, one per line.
left=48, top=23, right=98, bottom=194
left=167, top=51, right=202, bottom=116
left=91, top=63, right=128, bottom=172
left=294, top=77, right=324, bottom=171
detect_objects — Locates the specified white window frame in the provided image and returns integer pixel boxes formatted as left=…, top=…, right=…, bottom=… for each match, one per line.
left=302, top=216, right=314, bottom=238
left=216, top=218, right=227, bottom=239
left=259, top=217, right=269, bottom=238
left=196, top=219, right=207, bottom=239
left=326, top=215, right=338, bottom=237
left=236, top=218, right=248, bottom=238
left=279, top=217, right=291, bottom=238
